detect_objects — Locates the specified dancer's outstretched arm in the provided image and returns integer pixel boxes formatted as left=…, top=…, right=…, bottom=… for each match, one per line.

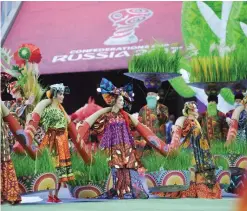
left=226, top=105, right=245, bottom=146
left=1, top=101, right=37, bottom=160
left=129, top=114, right=186, bottom=156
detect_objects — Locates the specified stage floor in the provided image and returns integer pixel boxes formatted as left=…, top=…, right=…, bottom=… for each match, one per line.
left=1, top=188, right=238, bottom=211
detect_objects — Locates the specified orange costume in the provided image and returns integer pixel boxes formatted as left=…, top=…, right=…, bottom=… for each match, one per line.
left=39, top=105, right=74, bottom=183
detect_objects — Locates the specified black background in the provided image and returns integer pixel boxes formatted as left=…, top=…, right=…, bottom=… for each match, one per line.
left=2, top=69, right=187, bottom=118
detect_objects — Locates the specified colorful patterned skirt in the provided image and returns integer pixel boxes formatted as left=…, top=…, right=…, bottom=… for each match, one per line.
left=1, top=160, right=22, bottom=204
left=39, top=128, right=74, bottom=183
left=98, top=168, right=149, bottom=199
left=153, top=172, right=222, bottom=199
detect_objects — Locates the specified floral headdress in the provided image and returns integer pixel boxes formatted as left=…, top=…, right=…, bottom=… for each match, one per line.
left=182, top=101, right=198, bottom=116
left=46, top=83, right=70, bottom=98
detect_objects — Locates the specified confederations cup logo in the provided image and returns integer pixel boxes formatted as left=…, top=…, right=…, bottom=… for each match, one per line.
left=104, top=8, right=153, bottom=46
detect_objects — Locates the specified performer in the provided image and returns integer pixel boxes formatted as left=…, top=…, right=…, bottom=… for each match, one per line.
left=135, top=80, right=169, bottom=160
left=129, top=101, right=221, bottom=199
left=29, top=83, right=75, bottom=203
left=1, top=102, right=22, bottom=205
left=77, top=78, right=149, bottom=199
left=226, top=84, right=245, bottom=124
left=5, top=81, right=34, bottom=121
left=2, top=44, right=45, bottom=157
left=225, top=89, right=246, bottom=195
left=31, top=83, right=103, bottom=202
left=226, top=95, right=247, bottom=145
left=138, top=89, right=169, bottom=144
left=200, top=93, right=228, bottom=142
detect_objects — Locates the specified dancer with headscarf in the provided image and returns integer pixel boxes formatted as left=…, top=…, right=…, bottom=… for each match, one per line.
left=77, top=78, right=149, bottom=199
left=128, top=101, right=221, bottom=199
left=24, top=83, right=96, bottom=203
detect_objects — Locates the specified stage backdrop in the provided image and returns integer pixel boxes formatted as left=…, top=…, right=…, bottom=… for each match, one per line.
left=3, top=2, right=246, bottom=75
left=3, top=2, right=183, bottom=74
left=3, top=1, right=246, bottom=113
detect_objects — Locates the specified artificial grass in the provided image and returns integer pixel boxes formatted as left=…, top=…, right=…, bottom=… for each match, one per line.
left=11, top=140, right=246, bottom=184
left=214, top=156, right=229, bottom=170
left=128, top=42, right=182, bottom=74
left=190, top=48, right=247, bottom=83
left=210, top=140, right=247, bottom=156
left=142, top=150, right=193, bottom=172
left=11, top=149, right=55, bottom=178
left=67, top=151, right=110, bottom=187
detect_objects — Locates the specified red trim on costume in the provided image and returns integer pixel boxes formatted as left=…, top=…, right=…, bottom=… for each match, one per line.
left=3, top=114, right=36, bottom=160
left=68, top=121, right=92, bottom=164
left=136, top=122, right=168, bottom=155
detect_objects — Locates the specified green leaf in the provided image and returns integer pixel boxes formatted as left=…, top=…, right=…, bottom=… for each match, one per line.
left=169, top=77, right=196, bottom=98
left=220, top=88, right=235, bottom=105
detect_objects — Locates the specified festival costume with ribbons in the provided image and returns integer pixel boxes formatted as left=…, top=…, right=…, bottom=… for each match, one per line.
left=3, top=96, right=27, bottom=146
left=199, top=103, right=228, bottom=142
left=188, top=77, right=247, bottom=196
left=77, top=78, right=149, bottom=199
left=124, top=43, right=182, bottom=155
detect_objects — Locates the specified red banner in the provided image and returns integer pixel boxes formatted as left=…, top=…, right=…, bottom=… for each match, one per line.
left=4, top=2, right=183, bottom=74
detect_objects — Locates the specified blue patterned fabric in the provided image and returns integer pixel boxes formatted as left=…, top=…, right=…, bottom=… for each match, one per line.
left=100, top=78, right=134, bottom=102
left=237, top=110, right=247, bottom=142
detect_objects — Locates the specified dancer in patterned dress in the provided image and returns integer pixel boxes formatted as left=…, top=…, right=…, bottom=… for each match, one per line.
left=77, top=78, right=149, bottom=199
left=225, top=86, right=246, bottom=142
left=226, top=95, right=247, bottom=145
left=129, top=101, right=222, bottom=199
left=200, top=93, right=228, bottom=142
left=1, top=102, right=22, bottom=204
left=36, top=84, right=74, bottom=203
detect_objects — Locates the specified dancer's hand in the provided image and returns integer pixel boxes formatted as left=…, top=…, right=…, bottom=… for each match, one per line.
left=25, top=95, right=35, bottom=105
left=129, top=113, right=139, bottom=126
left=85, top=107, right=111, bottom=127
left=226, top=117, right=231, bottom=126
left=1, top=101, right=10, bottom=117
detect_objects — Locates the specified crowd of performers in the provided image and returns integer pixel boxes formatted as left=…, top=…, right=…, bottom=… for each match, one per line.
left=1, top=45, right=247, bottom=205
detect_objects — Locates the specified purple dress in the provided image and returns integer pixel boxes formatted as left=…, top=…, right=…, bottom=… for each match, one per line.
left=93, top=111, right=149, bottom=199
